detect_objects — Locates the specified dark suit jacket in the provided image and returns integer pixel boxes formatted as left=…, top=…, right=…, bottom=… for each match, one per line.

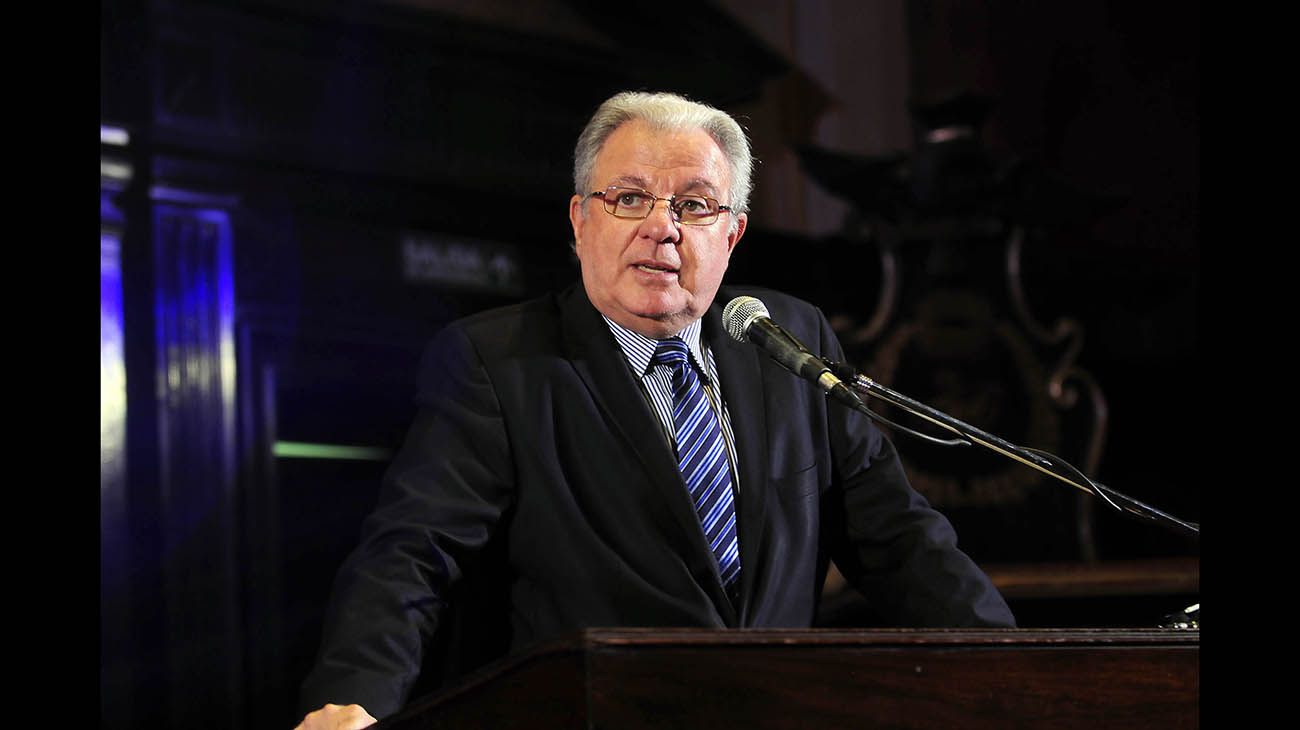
left=300, top=282, right=1014, bottom=719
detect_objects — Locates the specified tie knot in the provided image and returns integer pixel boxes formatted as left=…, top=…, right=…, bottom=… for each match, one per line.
left=651, top=337, right=691, bottom=367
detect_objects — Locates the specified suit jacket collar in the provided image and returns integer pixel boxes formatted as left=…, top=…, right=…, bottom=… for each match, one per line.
left=704, top=286, right=771, bottom=623
left=557, top=284, right=741, bottom=623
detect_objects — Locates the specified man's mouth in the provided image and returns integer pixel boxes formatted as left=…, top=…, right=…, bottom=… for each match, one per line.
left=634, top=262, right=678, bottom=274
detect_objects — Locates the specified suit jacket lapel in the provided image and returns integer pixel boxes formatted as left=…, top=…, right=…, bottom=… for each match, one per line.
left=704, top=295, right=770, bottom=623
left=558, top=286, right=735, bottom=620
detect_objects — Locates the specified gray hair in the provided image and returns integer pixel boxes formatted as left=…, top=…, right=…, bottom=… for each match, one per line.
left=573, top=91, right=755, bottom=228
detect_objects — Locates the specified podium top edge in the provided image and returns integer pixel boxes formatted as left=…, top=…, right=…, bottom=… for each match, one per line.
left=559, top=627, right=1199, bottom=649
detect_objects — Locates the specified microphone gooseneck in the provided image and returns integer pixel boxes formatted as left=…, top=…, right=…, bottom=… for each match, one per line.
left=721, top=296, right=1198, bottom=538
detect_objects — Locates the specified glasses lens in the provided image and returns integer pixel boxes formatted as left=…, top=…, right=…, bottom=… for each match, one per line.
left=673, top=195, right=720, bottom=225
left=597, top=187, right=724, bottom=224
left=604, top=187, right=654, bottom=218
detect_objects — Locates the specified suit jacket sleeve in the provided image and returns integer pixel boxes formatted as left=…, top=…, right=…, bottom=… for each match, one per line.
left=298, top=321, right=515, bottom=719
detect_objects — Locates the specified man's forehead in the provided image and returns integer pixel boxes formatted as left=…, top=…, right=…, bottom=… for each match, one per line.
left=593, top=122, right=730, bottom=192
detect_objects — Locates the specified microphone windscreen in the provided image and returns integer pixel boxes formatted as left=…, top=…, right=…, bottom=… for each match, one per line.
left=723, top=296, right=769, bottom=343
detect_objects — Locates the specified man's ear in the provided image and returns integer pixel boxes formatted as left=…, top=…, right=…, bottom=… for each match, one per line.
left=569, top=194, right=586, bottom=254
left=726, top=212, right=748, bottom=254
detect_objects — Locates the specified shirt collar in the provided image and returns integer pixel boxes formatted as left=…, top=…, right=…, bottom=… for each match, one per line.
left=601, top=316, right=709, bottom=381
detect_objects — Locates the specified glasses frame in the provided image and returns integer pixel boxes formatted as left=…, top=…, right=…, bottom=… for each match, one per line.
left=587, top=185, right=734, bottom=226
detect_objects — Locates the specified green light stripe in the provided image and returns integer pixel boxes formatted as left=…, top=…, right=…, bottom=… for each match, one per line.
left=273, top=441, right=393, bottom=461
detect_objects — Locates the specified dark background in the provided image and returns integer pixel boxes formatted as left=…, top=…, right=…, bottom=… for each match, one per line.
left=100, top=2, right=1198, bottom=728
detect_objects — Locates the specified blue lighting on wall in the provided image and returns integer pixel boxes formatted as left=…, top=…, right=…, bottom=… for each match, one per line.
left=151, top=202, right=237, bottom=550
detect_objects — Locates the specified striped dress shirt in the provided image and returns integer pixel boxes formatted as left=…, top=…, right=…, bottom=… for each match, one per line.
left=602, top=316, right=741, bottom=494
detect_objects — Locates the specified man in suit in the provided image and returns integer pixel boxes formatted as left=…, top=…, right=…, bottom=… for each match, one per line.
left=296, top=90, right=1014, bottom=730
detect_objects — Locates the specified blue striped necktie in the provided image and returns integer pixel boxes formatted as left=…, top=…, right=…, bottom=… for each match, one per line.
left=651, top=337, right=741, bottom=592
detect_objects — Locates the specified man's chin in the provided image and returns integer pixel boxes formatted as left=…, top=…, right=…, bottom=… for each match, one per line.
left=624, top=296, right=687, bottom=323
left=590, top=289, right=702, bottom=336
left=622, top=307, right=695, bottom=339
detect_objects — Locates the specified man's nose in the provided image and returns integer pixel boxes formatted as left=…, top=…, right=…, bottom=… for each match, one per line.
left=639, top=199, right=681, bottom=243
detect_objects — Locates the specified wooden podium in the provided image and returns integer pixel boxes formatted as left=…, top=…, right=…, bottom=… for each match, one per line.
left=378, top=628, right=1198, bottom=729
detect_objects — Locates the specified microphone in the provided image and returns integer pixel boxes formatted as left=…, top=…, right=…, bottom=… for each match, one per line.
left=722, top=296, right=865, bottom=410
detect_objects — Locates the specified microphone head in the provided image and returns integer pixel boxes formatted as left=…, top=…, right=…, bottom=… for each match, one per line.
left=723, top=296, right=769, bottom=342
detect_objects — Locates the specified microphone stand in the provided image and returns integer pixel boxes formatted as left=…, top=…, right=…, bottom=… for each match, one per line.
left=822, top=358, right=1200, bottom=540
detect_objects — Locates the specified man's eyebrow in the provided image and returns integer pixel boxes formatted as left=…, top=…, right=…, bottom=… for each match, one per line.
left=608, top=175, right=651, bottom=190
left=605, top=175, right=721, bottom=196
left=678, top=178, right=721, bottom=197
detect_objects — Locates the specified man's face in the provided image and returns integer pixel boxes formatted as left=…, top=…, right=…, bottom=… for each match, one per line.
left=569, top=119, right=747, bottom=339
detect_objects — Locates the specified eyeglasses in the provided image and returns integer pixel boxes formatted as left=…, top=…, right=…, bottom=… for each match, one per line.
left=587, top=186, right=733, bottom=226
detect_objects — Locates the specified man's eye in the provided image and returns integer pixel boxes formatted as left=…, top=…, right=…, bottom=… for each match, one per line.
left=677, top=198, right=707, bottom=213
left=617, top=192, right=648, bottom=206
